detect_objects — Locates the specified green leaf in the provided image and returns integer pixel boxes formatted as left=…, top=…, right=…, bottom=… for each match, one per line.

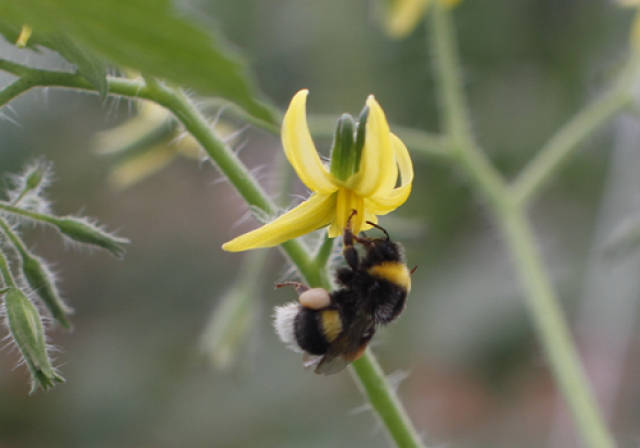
left=41, top=34, right=109, bottom=97
left=0, top=0, right=278, bottom=126
left=0, top=20, right=109, bottom=96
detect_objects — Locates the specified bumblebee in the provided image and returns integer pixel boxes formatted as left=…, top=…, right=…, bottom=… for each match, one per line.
left=274, top=214, right=412, bottom=375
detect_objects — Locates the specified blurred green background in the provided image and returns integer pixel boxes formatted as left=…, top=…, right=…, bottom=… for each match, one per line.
left=1, top=0, right=639, bottom=446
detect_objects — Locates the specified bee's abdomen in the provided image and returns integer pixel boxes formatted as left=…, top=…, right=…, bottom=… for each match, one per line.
left=294, top=308, right=343, bottom=355
left=373, top=285, right=407, bottom=324
left=367, top=261, right=411, bottom=292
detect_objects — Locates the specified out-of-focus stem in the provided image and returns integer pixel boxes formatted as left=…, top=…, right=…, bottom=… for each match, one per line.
left=429, top=3, right=615, bottom=447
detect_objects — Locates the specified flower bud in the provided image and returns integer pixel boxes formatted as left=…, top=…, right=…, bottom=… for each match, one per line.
left=22, top=253, right=72, bottom=328
left=4, top=288, right=64, bottom=392
left=53, top=216, right=129, bottom=258
left=201, top=285, right=257, bottom=370
left=25, top=165, right=47, bottom=192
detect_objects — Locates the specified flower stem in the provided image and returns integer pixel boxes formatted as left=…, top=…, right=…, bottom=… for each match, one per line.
left=428, top=3, right=508, bottom=213
left=0, top=201, right=57, bottom=224
left=313, top=230, right=335, bottom=270
left=0, top=77, right=37, bottom=107
left=430, top=3, right=614, bottom=447
left=499, top=206, right=615, bottom=448
left=0, top=60, right=425, bottom=447
left=512, top=66, right=635, bottom=206
left=0, top=249, right=16, bottom=288
left=351, top=350, right=424, bottom=448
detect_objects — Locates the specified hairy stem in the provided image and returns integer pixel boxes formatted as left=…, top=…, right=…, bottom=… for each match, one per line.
left=500, top=206, right=615, bottom=448
left=430, top=3, right=614, bottom=447
left=0, top=250, right=16, bottom=288
left=351, top=349, right=424, bottom=448
left=0, top=60, right=424, bottom=447
left=313, top=231, right=335, bottom=269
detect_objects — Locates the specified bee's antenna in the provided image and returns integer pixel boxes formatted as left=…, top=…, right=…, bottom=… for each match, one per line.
left=365, top=221, right=390, bottom=240
left=410, top=265, right=418, bottom=275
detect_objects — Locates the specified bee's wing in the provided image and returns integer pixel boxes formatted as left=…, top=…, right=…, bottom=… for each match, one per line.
left=314, top=350, right=351, bottom=375
left=314, top=316, right=376, bottom=375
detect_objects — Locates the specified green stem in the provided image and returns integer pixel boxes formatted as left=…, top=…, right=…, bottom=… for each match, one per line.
left=0, top=60, right=423, bottom=447
left=500, top=206, right=615, bottom=448
left=430, top=3, right=614, bottom=447
left=0, top=77, right=37, bottom=107
left=512, top=66, right=635, bottom=206
left=0, top=217, right=28, bottom=253
left=0, top=201, right=57, bottom=224
left=313, top=230, right=335, bottom=269
left=428, top=5, right=508, bottom=213
left=351, top=350, right=424, bottom=448
left=0, top=250, right=16, bottom=288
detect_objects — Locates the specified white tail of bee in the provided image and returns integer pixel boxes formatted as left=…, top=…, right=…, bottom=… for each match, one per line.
left=273, top=302, right=302, bottom=353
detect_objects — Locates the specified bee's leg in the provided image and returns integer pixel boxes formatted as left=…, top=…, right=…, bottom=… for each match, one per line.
left=343, top=210, right=374, bottom=269
left=298, top=287, right=331, bottom=310
left=275, top=281, right=309, bottom=294
left=343, top=212, right=360, bottom=270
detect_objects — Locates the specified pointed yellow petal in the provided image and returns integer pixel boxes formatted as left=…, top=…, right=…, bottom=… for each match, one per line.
left=328, top=221, right=342, bottom=238
left=109, top=145, right=177, bottom=190
left=16, top=25, right=32, bottom=48
left=367, top=134, right=414, bottom=214
left=333, top=189, right=366, bottom=236
left=222, top=194, right=337, bottom=252
left=351, top=95, right=394, bottom=197
left=632, top=10, right=640, bottom=53
left=328, top=190, right=375, bottom=237
left=282, top=90, right=338, bottom=194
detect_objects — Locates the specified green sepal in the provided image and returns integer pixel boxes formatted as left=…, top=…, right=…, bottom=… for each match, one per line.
left=329, top=114, right=357, bottom=182
left=52, top=217, right=129, bottom=258
left=354, top=105, right=370, bottom=172
left=22, top=253, right=72, bottom=329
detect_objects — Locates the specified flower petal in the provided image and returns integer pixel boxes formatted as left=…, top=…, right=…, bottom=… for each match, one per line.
left=351, top=95, right=395, bottom=197
left=282, top=90, right=338, bottom=194
left=367, top=133, right=414, bottom=214
left=340, top=189, right=365, bottom=234
left=222, top=194, right=337, bottom=251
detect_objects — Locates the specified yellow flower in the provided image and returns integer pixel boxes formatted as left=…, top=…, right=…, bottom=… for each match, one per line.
left=222, top=89, right=413, bottom=252
left=619, top=0, right=640, bottom=52
left=383, top=0, right=462, bottom=39
left=16, top=25, right=32, bottom=48
left=94, top=99, right=230, bottom=190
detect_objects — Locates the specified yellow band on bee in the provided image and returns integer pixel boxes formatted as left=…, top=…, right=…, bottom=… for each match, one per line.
left=368, top=261, right=411, bottom=291
left=320, top=310, right=342, bottom=342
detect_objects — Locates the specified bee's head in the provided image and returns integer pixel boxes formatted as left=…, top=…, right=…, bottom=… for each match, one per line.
left=361, top=221, right=403, bottom=263
left=368, top=237, right=402, bottom=262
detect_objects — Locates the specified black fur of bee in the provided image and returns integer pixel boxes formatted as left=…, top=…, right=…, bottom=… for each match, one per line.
left=274, top=216, right=411, bottom=374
